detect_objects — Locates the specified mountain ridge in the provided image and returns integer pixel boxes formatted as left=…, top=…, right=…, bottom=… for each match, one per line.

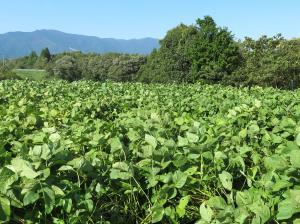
left=0, top=29, right=160, bottom=58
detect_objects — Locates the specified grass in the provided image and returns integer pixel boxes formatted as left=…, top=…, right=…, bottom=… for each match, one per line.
left=13, top=69, right=48, bottom=81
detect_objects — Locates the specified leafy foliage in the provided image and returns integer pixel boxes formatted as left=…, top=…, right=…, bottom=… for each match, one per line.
left=1, top=80, right=300, bottom=223
left=138, top=16, right=241, bottom=84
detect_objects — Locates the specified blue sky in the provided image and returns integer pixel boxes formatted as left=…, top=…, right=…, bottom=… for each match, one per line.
left=0, top=0, right=299, bottom=39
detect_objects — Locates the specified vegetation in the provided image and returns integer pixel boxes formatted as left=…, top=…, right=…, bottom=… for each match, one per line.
left=138, top=16, right=241, bottom=84
left=0, top=66, right=20, bottom=81
left=5, top=16, right=300, bottom=89
left=1, top=80, right=300, bottom=223
left=13, top=69, right=48, bottom=81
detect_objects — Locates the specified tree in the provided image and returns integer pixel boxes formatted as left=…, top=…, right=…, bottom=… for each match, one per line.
left=108, top=54, right=146, bottom=82
left=40, top=48, right=51, bottom=62
left=230, top=34, right=300, bottom=88
left=29, top=51, right=38, bottom=58
left=138, top=24, right=196, bottom=83
left=52, top=55, right=81, bottom=81
left=138, top=16, right=241, bottom=84
left=187, top=16, right=242, bottom=83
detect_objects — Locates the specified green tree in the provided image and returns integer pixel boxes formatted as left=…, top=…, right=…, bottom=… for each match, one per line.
left=138, top=24, right=196, bottom=83
left=108, top=54, right=146, bottom=82
left=52, top=55, right=81, bottom=81
left=231, top=34, right=300, bottom=88
left=187, top=16, right=241, bottom=83
left=138, top=16, right=241, bottom=84
left=40, top=47, right=51, bottom=62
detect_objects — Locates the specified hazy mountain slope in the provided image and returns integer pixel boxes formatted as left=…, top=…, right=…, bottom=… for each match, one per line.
left=0, top=30, right=159, bottom=58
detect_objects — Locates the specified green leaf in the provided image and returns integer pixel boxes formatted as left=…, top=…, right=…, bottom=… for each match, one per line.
left=289, top=150, right=300, bottom=168
left=207, top=196, right=227, bottom=210
left=152, top=205, right=164, bottom=223
left=239, top=129, right=247, bottom=138
left=0, top=197, right=10, bottom=222
left=248, top=202, right=270, bottom=224
left=172, top=171, right=187, bottom=188
left=51, top=185, right=65, bottom=196
left=110, top=169, right=132, bottom=180
left=234, top=207, right=249, bottom=223
left=145, top=134, right=157, bottom=149
left=176, top=195, right=190, bottom=217
left=248, top=124, right=260, bottom=135
left=277, top=199, right=294, bottom=220
left=63, top=198, right=72, bottom=213
left=49, top=132, right=61, bottom=143
left=110, top=137, right=123, bottom=152
left=43, top=187, right=55, bottom=214
left=23, top=191, right=39, bottom=206
left=175, top=117, right=184, bottom=126
left=296, top=133, right=300, bottom=146
left=178, top=136, right=188, bottom=147
left=264, top=155, right=287, bottom=171
left=186, top=132, right=199, bottom=143
left=200, top=202, right=213, bottom=222
left=272, top=179, right=293, bottom=192
left=112, top=162, right=129, bottom=171
left=0, top=168, right=17, bottom=193
left=85, top=199, right=94, bottom=213
left=219, top=171, right=233, bottom=191
left=8, top=158, right=39, bottom=179
left=294, top=219, right=300, bottom=224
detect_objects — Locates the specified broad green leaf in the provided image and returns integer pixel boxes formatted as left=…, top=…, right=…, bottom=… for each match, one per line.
left=172, top=171, right=187, bottom=188
left=296, top=133, right=300, bottom=146
left=85, top=199, right=94, bottom=213
left=178, top=136, right=188, bottom=147
left=145, top=134, right=157, bottom=149
left=186, top=132, right=199, bottom=143
left=51, top=185, right=65, bottom=196
left=63, top=198, right=72, bottom=213
left=248, top=124, right=260, bottom=135
left=23, top=191, right=39, bottom=206
left=43, top=187, right=55, bottom=214
left=49, top=132, right=61, bottom=143
left=0, top=168, right=17, bottom=193
left=264, top=155, right=287, bottom=171
left=152, top=205, right=164, bottom=223
left=277, top=199, right=295, bottom=220
left=8, top=158, right=39, bottom=179
left=289, top=150, right=300, bottom=168
left=272, top=179, right=293, bottom=192
left=176, top=195, right=190, bottom=217
left=234, top=207, right=249, bottom=223
left=219, top=171, right=233, bottom=191
left=207, top=196, right=227, bottom=209
left=200, top=202, right=213, bottom=222
left=294, top=219, right=300, bottom=224
left=112, top=162, right=129, bottom=171
left=110, top=169, right=132, bottom=180
left=110, top=137, right=123, bottom=152
left=239, top=129, right=247, bottom=138
left=0, top=197, right=10, bottom=222
left=248, top=202, right=270, bottom=224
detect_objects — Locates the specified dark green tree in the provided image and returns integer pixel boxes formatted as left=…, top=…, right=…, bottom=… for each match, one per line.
left=40, top=47, right=51, bottom=62
left=138, top=24, right=196, bottom=83
left=138, top=16, right=241, bottom=84
left=52, top=55, right=81, bottom=81
left=187, top=16, right=242, bottom=83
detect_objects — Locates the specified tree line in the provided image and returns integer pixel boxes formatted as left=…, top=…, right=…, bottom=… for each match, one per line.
left=2, top=16, right=300, bottom=89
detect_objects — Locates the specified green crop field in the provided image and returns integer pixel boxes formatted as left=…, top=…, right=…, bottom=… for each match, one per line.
left=1, top=80, right=300, bottom=223
left=13, top=69, right=48, bottom=81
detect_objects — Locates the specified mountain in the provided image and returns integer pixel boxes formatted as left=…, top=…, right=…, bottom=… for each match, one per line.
left=0, top=29, right=160, bottom=58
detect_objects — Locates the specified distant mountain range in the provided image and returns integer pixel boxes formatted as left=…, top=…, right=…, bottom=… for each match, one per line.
left=0, top=29, right=160, bottom=58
